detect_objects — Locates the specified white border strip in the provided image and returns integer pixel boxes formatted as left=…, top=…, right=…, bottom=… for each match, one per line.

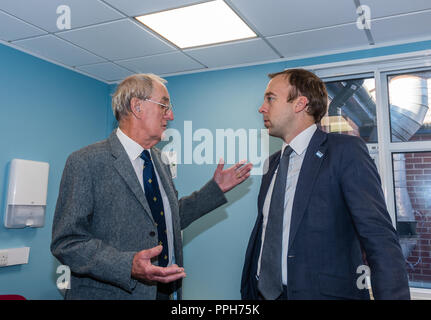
left=411, top=287, right=431, bottom=300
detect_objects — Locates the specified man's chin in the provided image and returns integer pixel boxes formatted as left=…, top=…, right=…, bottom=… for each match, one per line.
left=267, top=128, right=281, bottom=138
left=160, top=128, right=168, bottom=140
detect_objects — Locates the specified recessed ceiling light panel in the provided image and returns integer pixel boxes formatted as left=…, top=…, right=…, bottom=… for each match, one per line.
left=135, top=0, right=257, bottom=49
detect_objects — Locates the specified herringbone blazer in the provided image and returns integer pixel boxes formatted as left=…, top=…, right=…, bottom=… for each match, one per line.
left=51, top=131, right=227, bottom=299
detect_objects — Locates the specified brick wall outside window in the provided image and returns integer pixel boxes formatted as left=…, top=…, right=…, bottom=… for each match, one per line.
left=404, top=151, right=431, bottom=285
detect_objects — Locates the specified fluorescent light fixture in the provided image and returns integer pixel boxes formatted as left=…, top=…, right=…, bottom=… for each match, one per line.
left=135, top=0, right=257, bottom=49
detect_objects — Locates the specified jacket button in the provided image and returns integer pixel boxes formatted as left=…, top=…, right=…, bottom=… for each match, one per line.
left=149, top=231, right=156, bottom=237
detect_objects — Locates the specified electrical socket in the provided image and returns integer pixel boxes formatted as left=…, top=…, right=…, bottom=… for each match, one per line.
left=0, top=252, right=8, bottom=267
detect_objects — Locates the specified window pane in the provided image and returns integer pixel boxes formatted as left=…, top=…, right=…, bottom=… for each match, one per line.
left=393, top=152, right=431, bottom=288
left=389, top=70, right=431, bottom=142
left=322, top=77, right=377, bottom=143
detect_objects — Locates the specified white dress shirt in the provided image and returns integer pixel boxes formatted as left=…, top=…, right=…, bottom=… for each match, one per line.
left=116, top=128, right=174, bottom=266
left=257, top=124, right=317, bottom=285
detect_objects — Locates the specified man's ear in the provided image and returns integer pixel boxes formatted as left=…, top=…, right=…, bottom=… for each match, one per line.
left=295, top=96, right=309, bottom=113
left=130, top=97, right=142, bottom=117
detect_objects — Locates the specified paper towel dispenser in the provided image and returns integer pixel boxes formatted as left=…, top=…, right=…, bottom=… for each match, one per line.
left=4, top=159, right=49, bottom=228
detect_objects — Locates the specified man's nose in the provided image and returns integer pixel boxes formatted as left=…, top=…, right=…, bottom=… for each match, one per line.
left=165, top=109, right=174, bottom=120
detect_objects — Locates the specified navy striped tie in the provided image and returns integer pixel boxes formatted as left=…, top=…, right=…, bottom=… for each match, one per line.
left=140, top=150, right=169, bottom=267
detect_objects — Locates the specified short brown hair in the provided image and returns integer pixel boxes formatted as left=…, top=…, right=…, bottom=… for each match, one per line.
left=268, top=69, right=328, bottom=123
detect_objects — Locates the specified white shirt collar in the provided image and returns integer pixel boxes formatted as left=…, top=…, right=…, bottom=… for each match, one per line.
left=282, top=123, right=317, bottom=156
left=116, top=128, right=148, bottom=161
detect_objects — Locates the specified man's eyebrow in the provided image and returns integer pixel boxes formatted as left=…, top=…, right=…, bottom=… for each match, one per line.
left=264, top=91, right=276, bottom=97
left=161, top=96, right=170, bottom=102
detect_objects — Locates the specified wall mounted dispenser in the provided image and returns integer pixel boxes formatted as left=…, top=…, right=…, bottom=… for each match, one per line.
left=4, top=159, right=49, bottom=228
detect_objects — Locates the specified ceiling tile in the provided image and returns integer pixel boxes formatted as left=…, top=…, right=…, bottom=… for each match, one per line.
left=3, top=0, right=431, bottom=81
left=57, top=19, right=176, bottom=61
left=184, top=38, right=279, bottom=68
left=115, top=52, right=204, bottom=75
left=0, top=0, right=123, bottom=32
left=77, top=62, right=133, bottom=82
left=230, top=0, right=358, bottom=36
left=12, top=34, right=105, bottom=66
left=267, top=23, right=369, bottom=58
left=371, top=10, right=431, bottom=44
left=0, top=10, right=46, bottom=41
left=103, top=0, right=206, bottom=16
left=361, top=0, right=431, bottom=18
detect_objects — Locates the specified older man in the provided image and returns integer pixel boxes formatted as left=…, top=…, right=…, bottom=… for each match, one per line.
left=51, top=73, right=252, bottom=300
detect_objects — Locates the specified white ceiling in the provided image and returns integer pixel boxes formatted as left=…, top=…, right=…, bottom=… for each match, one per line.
left=1, top=0, right=430, bottom=83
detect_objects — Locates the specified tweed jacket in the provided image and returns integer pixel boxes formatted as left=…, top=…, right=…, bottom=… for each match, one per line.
left=51, top=131, right=227, bottom=299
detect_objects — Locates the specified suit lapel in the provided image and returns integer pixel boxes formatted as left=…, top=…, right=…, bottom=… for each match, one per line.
left=151, top=148, right=178, bottom=211
left=151, top=148, right=182, bottom=261
left=258, top=151, right=281, bottom=214
left=108, top=132, right=154, bottom=224
left=244, top=154, right=280, bottom=289
left=288, top=129, right=328, bottom=251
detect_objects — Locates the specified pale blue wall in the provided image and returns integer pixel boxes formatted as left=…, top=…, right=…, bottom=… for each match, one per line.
left=0, top=38, right=430, bottom=299
left=0, top=43, right=110, bottom=299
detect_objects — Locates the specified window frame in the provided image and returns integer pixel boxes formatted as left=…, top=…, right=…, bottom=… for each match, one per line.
left=308, top=49, right=431, bottom=298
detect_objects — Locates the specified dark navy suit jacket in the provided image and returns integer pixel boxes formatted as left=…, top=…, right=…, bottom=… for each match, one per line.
left=241, top=129, right=410, bottom=300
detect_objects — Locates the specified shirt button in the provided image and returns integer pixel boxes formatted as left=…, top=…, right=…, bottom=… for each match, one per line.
left=149, top=231, right=156, bottom=237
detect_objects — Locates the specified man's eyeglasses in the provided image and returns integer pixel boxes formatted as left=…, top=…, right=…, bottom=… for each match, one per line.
left=143, top=98, right=173, bottom=115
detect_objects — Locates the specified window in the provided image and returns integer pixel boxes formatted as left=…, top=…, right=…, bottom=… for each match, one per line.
left=393, top=152, right=431, bottom=288
left=322, top=77, right=377, bottom=143
left=316, top=56, right=431, bottom=296
left=389, top=70, right=431, bottom=142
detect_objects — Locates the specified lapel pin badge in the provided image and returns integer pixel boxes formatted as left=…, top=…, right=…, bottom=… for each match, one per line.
left=316, top=151, right=323, bottom=158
